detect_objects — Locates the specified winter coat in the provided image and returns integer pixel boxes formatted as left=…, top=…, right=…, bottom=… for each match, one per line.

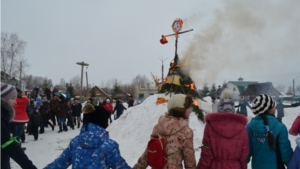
left=276, top=103, right=291, bottom=118
left=45, top=88, right=51, bottom=100
left=287, top=138, right=300, bottom=169
left=235, top=100, right=251, bottom=116
left=197, top=113, right=249, bottom=169
left=33, top=87, right=39, bottom=97
left=128, top=99, right=134, bottom=108
left=247, top=114, right=293, bottom=169
left=57, top=101, right=69, bottom=118
left=211, top=100, right=218, bottom=112
left=30, top=111, right=42, bottom=125
left=289, top=114, right=300, bottom=136
left=40, top=101, right=49, bottom=115
left=104, top=103, right=113, bottom=113
left=71, top=103, right=82, bottom=116
left=43, top=123, right=131, bottom=169
left=49, top=99, right=59, bottom=114
left=133, top=115, right=196, bottom=169
left=12, top=95, right=29, bottom=123
left=113, top=101, right=127, bottom=116
left=1, top=99, right=37, bottom=169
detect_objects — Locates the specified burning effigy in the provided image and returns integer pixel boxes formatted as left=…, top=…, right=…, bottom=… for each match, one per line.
left=157, top=18, right=204, bottom=121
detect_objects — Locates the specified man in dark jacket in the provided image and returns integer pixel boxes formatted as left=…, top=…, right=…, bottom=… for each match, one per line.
left=71, top=98, right=82, bottom=128
left=44, top=87, right=51, bottom=101
left=113, top=100, right=127, bottom=120
left=39, top=95, right=51, bottom=133
left=128, top=96, right=134, bottom=108
left=235, top=96, right=251, bottom=117
left=1, top=83, right=37, bottom=169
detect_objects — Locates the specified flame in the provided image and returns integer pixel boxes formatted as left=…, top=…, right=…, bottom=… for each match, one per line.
left=193, top=98, right=198, bottom=106
left=185, top=83, right=195, bottom=91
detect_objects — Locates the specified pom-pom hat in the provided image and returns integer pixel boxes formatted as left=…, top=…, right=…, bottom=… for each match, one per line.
left=167, top=94, right=187, bottom=111
left=1, top=83, right=17, bottom=101
left=252, top=94, right=275, bottom=115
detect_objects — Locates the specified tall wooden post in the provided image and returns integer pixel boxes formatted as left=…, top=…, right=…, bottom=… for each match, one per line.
left=76, top=61, right=89, bottom=103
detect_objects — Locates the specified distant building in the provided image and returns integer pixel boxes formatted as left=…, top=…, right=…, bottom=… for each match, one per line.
left=86, top=86, right=109, bottom=101
left=226, top=77, right=258, bottom=100
left=135, top=82, right=158, bottom=100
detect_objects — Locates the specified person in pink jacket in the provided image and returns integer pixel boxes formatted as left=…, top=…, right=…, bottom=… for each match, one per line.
left=11, top=88, right=29, bottom=143
left=197, top=89, right=249, bottom=169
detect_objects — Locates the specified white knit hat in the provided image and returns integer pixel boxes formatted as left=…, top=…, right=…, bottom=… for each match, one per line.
left=167, top=94, right=186, bottom=111
left=252, top=94, right=275, bottom=115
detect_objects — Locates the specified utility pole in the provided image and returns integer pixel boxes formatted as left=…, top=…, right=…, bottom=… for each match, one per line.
left=76, top=61, right=89, bottom=103
left=19, top=62, right=22, bottom=90
left=293, top=76, right=299, bottom=97
left=159, top=56, right=168, bottom=82
left=86, top=66, right=89, bottom=90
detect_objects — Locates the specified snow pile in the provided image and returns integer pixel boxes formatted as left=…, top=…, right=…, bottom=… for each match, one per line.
left=107, top=94, right=217, bottom=166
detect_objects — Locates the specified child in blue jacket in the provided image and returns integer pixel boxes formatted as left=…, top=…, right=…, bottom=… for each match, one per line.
left=43, top=103, right=131, bottom=169
left=247, top=94, right=293, bottom=169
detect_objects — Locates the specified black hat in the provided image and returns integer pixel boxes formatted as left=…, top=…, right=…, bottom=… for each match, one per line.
left=83, top=103, right=109, bottom=129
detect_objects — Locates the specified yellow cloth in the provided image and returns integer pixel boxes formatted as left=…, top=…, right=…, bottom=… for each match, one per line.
left=165, top=75, right=181, bottom=86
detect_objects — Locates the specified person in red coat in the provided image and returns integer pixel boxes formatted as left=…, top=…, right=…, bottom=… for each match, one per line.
left=289, top=114, right=300, bottom=136
left=197, top=89, right=249, bottom=169
left=103, top=99, right=113, bottom=123
left=11, top=88, right=29, bottom=143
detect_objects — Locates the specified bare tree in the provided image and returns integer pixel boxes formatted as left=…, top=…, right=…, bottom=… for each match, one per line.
left=1, top=32, right=28, bottom=79
left=132, top=74, right=150, bottom=88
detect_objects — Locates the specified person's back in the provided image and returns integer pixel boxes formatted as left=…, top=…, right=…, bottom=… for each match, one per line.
left=247, top=94, right=293, bottom=169
left=133, top=94, right=196, bottom=169
left=44, top=103, right=130, bottom=169
left=198, top=89, right=249, bottom=169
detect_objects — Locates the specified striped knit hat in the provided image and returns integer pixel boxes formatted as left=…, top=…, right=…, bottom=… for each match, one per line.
left=1, top=83, right=17, bottom=101
left=252, top=94, right=275, bottom=115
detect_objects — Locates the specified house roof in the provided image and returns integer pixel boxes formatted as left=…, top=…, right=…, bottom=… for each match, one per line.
left=89, top=86, right=109, bottom=97
left=227, top=81, right=258, bottom=88
left=112, top=92, right=131, bottom=99
left=240, top=82, right=281, bottom=96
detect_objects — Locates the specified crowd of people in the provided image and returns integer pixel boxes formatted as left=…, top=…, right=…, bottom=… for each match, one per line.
left=1, top=82, right=300, bottom=169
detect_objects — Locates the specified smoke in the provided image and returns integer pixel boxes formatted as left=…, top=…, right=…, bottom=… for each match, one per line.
left=180, top=0, right=300, bottom=88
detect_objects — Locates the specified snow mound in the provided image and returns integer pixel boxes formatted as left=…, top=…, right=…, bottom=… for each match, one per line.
left=107, top=93, right=206, bottom=166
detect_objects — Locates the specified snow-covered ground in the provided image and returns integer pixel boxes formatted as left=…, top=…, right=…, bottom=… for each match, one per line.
left=11, top=94, right=300, bottom=168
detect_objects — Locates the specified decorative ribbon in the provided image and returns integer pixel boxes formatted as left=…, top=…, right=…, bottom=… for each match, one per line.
left=1, top=136, right=20, bottom=149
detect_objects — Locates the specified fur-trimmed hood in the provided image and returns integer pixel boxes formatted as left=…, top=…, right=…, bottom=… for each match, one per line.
left=205, top=112, right=248, bottom=138
left=1, top=99, right=15, bottom=122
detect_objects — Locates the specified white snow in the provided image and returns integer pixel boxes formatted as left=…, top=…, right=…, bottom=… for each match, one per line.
left=10, top=94, right=300, bottom=168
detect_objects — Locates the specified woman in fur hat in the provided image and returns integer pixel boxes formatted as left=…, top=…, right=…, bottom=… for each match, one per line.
left=44, top=103, right=130, bottom=169
left=1, top=83, right=37, bottom=169
left=247, top=94, right=293, bottom=169
left=197, top=89, right=249, bottom=169
left=133, top=94, right=196, bottom=169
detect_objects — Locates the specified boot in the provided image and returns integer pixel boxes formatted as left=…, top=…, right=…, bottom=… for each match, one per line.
left=63, top=126, right=68, bottom=132
left=77, top=124, right=80, bottom=129
left=58, top=127, right=63, bottom=133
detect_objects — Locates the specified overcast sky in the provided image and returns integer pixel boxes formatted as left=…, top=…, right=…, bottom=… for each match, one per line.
left=1, top=0, right=300, bottom=90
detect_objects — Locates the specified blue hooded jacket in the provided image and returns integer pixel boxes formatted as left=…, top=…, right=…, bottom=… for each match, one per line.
left=247, top=114, right=293, bottom=169
left=43, top=123, right=131, bottom=169
left=288, top=137, right=300, bottom=169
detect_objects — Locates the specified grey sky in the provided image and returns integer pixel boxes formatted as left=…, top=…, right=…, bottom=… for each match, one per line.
left=2, top=0, right=300, bottom=90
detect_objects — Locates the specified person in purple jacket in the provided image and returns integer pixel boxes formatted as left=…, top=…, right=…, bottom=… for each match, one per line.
left=288, top=115, right=300, bottom=169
